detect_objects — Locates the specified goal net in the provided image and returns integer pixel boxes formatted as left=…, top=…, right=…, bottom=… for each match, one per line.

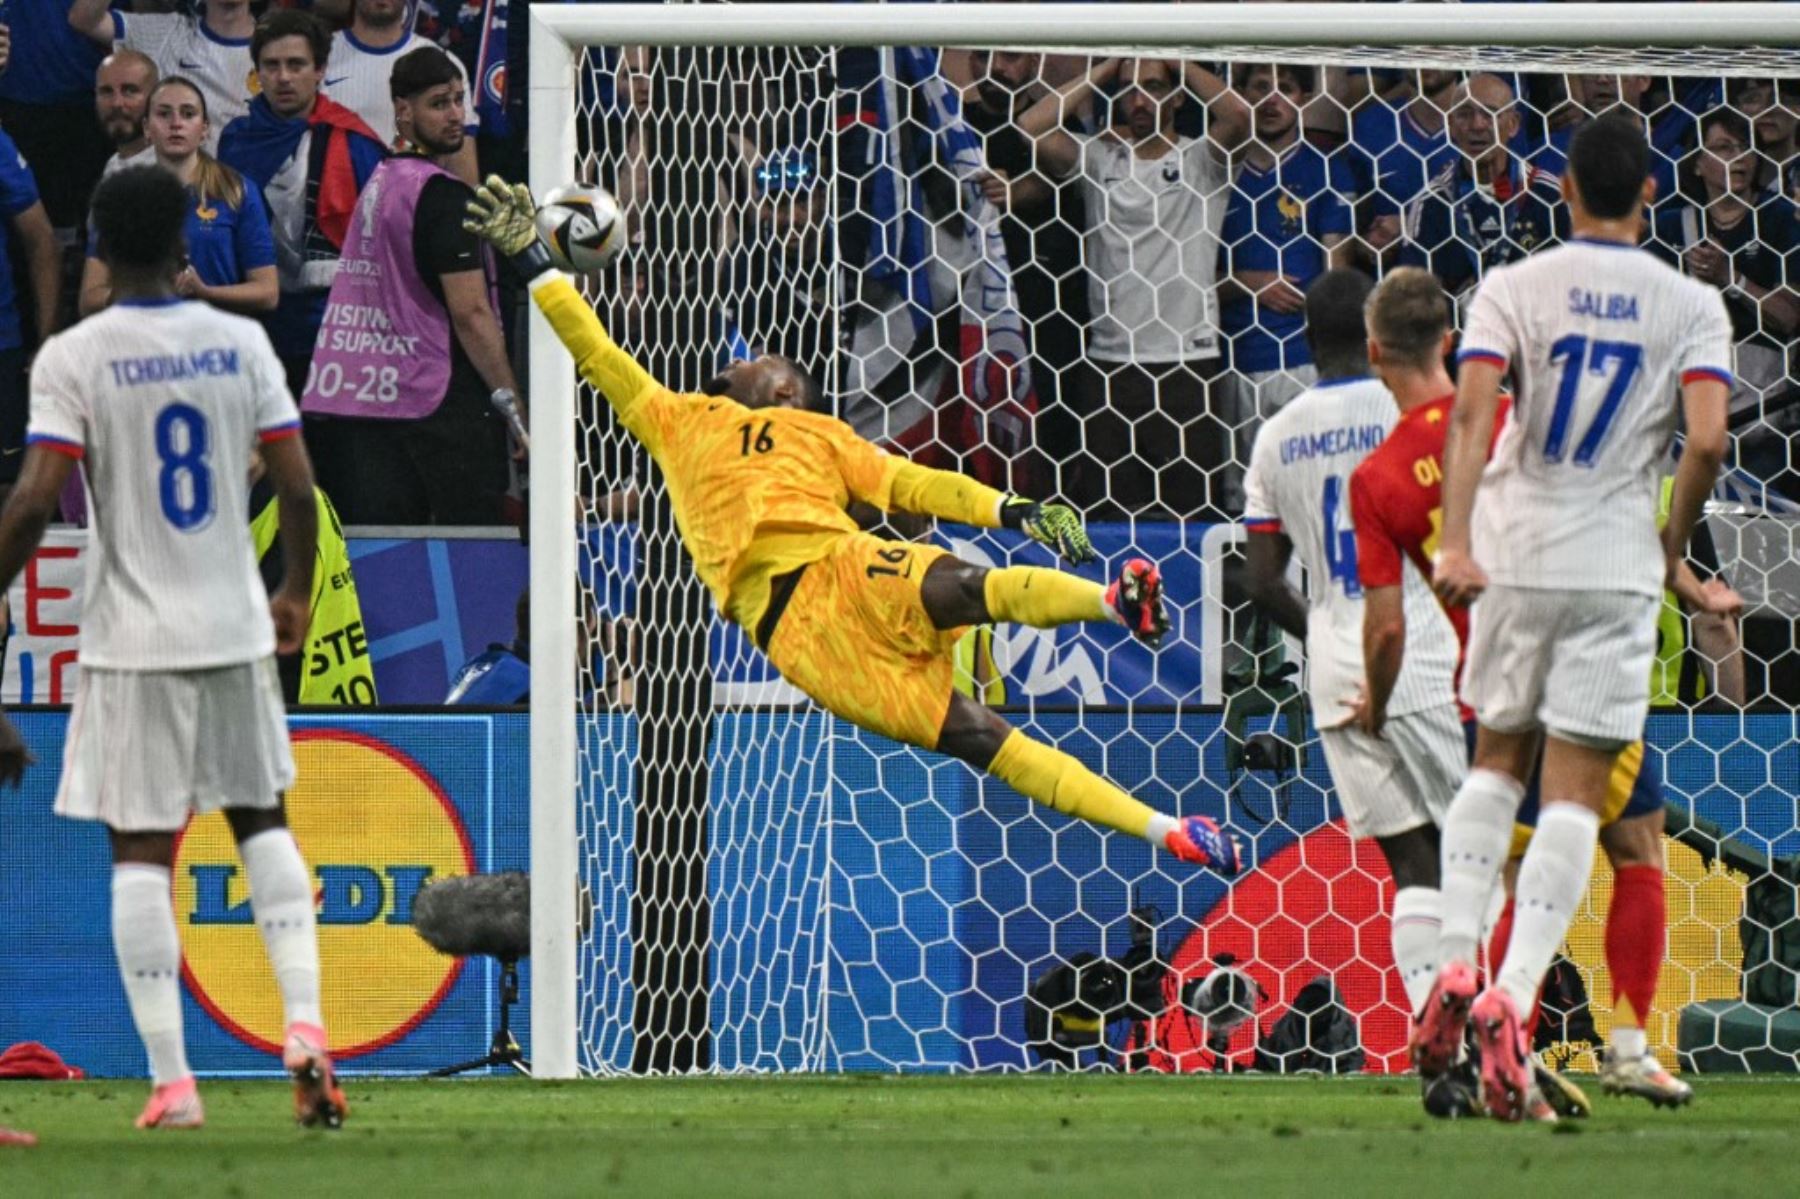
left=528, top=3, right=1800, bottom=1079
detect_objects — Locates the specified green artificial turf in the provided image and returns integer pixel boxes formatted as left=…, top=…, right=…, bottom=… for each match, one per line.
left=3, top=1074, right=1797, bottom=1198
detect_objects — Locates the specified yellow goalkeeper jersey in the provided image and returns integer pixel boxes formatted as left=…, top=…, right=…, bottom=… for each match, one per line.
left=532, top=274, right=1006, bottom=631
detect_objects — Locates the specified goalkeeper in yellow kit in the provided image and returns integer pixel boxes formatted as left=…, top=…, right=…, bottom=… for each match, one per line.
left=465, top=179, right=1238, bottom=872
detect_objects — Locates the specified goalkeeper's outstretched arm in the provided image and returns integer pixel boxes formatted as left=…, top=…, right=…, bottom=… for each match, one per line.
left=528, top=274, right=662, bottom=421
left=463, top=177, right=663, bottom=426
left=878, top=458, right=1098, bottom=568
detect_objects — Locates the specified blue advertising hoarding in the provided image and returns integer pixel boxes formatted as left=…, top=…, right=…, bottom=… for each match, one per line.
left=6, top=523, right=1248, bottom=706
left=0, top=712, right=530, bottom=1078
left=590, top=711, right=1790, bottom=1075
left=349, top=521, right=1246, bottom=706
left=0, top=706, right=1787, bottom=1078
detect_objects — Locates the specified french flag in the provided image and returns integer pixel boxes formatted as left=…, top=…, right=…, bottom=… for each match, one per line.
left=837, top=43, right=1038, bottom=490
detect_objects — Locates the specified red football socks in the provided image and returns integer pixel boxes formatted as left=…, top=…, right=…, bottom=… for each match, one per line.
left=1606, top=864, right=1666, bottom=1031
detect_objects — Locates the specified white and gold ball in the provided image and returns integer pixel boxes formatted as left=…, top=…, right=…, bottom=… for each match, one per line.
left=535, top=183, right=624, bottom=273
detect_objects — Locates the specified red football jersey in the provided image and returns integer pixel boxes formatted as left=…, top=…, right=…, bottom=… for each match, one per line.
left=1350, top=394, right=1510, bottom=700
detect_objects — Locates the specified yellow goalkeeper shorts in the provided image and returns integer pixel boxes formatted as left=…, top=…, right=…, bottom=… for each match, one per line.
left=1509, top=740, right=1662, bottom=859
left=765, top=532, right=963, bottom=750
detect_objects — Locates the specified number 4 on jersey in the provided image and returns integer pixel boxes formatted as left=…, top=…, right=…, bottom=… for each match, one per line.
left=1321, top=476, right=1361, bottom=598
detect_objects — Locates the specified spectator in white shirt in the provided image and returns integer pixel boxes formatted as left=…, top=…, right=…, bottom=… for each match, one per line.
left=69, top=0, right=256, bottom=152
left=1017, top=57, right=1249, bottom=520
left=323, top=0, right=478, bottom=182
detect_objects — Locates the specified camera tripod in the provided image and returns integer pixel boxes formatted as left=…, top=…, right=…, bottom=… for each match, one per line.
left=428, top=957, right=531, bottom=1078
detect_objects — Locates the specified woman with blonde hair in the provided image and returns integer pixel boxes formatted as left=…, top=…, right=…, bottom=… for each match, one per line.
left=80, top=75, right=277, bottom=317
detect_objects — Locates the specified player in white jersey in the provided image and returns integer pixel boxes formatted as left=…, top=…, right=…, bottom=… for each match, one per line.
left=72, top=0, right=258, bottom=152
left=324, top=0, right=478, bottom=180
left=1418, top=114, right=1735, bottom=1122
left=0, top=167, right=346, bottom=1132
left=1242, top=270, right=1468, bottom=1066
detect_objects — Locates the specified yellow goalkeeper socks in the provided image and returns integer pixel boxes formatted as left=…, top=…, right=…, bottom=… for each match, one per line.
left=988, top=729, right=1171, bottom=843
left=982, top=567, right=1110, bottom=629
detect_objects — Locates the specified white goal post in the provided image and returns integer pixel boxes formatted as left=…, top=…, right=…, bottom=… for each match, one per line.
left=529, top=3, right=1800, bottom=1080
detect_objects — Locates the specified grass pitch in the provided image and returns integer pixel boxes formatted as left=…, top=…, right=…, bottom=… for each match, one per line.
left=4, top=1074, right=1796, bottom=1198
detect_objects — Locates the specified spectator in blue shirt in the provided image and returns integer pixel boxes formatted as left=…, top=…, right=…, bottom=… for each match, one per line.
left=1733, top=78, right=1799, bottom=203
left=1399, top=73, right=1557, bottom=313
left=1654, top=75, right=1724, bottom=182
left=0, top=0, right=110, bottom=244
left=217, top=10, right=386, bottom=395
left=1346, top=69, right=1461, bottom=259
left=79, top=76, right=278, bottom=317
left=0, top=128, right=65, bottom=493
left=446, top=591, right=532, bottom=705
left=1219, top=63, right=1355, bottom=486
left=1528, top=74, right=1678, bottom=236
left=448, top=590, right=621, bottom=707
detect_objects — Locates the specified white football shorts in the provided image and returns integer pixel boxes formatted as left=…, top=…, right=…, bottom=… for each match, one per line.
left=1318, top=702, right=1467, bottom=840
left=55, top=658, right=294, bottom=832
left=1462, top=583, right=1660, bottom=748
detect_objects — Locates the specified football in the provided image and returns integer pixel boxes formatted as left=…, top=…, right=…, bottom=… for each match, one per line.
left=535, top=183, right=624, bottom=273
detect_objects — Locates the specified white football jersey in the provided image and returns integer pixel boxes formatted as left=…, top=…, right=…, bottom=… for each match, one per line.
left=26, top=299, right=301, bottom=671
left=1458, top=240, right=1734, bottom=598
left=1077, top=135, right=1229, bottom=364
left=115, top=12, right=255, bottom=151
left=1243, top=377, right=1459, bottom=725
left=324, top=32, right=478, bottom=151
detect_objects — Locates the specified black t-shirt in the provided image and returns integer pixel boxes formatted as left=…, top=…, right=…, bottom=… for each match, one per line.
left=1652, top=192, right=1800, bottom=346
left=413, top=169, right=491, bottom=411
left=1706, top=198, right=1799, bottom=344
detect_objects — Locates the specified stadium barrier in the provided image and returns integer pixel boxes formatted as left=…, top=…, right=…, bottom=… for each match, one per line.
left=5, top=530, right=531, bottom=706
left=11, top=519, right=1788, bottom=707
left=0, top=523, right=1245, bottom=707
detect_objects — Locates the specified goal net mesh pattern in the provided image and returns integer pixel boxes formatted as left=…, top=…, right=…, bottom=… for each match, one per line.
left=562, top=27, right=1800, bottom=1075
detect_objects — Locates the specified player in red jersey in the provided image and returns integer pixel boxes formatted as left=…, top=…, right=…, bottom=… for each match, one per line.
left=1349, top=267, right=1734, bottom=1114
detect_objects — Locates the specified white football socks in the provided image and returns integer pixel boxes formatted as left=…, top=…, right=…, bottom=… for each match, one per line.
left=1611, top=1025, right=1649, bottom=1062
left=240, top=828, right=324, bottom=1032
left=1498, top=802, right=1601, bottom=1013
left=1391, top=886, right=1442, bottom=1018
left=1436, top=768, right=1525, bottom=967
left=112, top=864, right=191, bottom=1087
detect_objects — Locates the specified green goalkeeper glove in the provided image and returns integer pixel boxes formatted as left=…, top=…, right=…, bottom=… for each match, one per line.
left=1000, top=497, right=1097, bottom=567
left=463, top=175, right=555, bottom=277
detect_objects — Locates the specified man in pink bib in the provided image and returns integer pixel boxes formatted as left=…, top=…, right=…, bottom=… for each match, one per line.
left=301, top=46, right=518, bottom=524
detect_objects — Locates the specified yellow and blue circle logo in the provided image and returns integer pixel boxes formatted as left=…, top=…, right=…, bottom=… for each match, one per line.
left=173, top=730, right=475, bottom=1058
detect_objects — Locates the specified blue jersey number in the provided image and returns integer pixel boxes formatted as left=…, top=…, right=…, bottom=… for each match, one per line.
left=1321, top=475, right=1361, bottom=597
left=155, top=403, right=214, bottom=531
left=1544, top=335, right=1643, bottom=467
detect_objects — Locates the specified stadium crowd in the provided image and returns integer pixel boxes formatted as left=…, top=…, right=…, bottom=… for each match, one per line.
left=0, top=0, right=516, bottom=531
left=0, top=1, right=1792, bottom=532
left=942, top=50, right=1797, bottom=518
left=580, top=39, right=1798, bottom=524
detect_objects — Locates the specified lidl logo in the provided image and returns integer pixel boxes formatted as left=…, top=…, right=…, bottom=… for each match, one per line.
left=173, top=730, right=475, bottom=1058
